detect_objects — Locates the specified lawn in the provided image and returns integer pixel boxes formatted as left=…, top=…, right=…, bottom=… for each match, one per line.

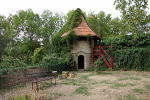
left=0, top=71, right=150, bottom=100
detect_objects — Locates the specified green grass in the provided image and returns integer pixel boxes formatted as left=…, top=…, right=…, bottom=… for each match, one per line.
left=50, top=92, right=66, bottom=96
left=100, top=80, right=112, bottom=84
left=61, top=82, right=78, bottom=86
left=118, top=77, right=141, bottom=81
left=111, top=82, right=136, bottom=89
left=123, top=73, right=131, bottom=76
left=133, top=88, right=147, bottom=94
left=118, top=77, right=129, bottom=81
left=91, top=82, right=99, bottom=84
left=126, top=83, right=135, bottom=86
left=143, top=74, right=148, bottom=78
left=145, top=85, right=150, bottom=89
left=61, top=79, right=79, bottom=86
left=118, top=94, right=137, bottom=100
left=129, top=77, right=141, bottom=80
left=118, top=94, right=149, bottom=100
left=58, top=93, right=65, bottom=96
left=111, top=83, right=127, bottom=89
left=80, top=74, right=93, bottom=80
left=9, top=96, right=30, bottom=100
left=61, top=82, right=70, bottom=85
left=75, top=86, right=90, bottom=95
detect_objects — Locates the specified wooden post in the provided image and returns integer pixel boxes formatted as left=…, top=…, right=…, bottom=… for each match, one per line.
left=32, top=75, right=33, bottom=90
left=36, top=82, right=38, bottom=90
left=99, top=45, right=101, bottom=58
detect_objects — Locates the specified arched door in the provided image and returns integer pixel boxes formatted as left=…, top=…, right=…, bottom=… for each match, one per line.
left=78, top=55, right=84, bottom=69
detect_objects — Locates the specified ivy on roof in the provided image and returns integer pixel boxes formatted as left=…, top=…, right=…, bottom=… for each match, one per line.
left=51, top=8, right=86, bottom=55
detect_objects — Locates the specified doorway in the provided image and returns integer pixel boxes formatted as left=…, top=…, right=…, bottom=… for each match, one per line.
left=78, top=55, right=84, bottom=69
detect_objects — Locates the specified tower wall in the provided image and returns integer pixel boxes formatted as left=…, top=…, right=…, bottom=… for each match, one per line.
left=71, top=40, right=92, bottom=69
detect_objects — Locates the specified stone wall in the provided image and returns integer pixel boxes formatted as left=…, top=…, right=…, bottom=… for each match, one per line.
left=71, top=40, right=92, bottom=69
left=0, top=67, right=41, bottom=89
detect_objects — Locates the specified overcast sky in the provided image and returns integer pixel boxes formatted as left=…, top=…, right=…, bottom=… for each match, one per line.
left=0, top=0, right=150, bottom=18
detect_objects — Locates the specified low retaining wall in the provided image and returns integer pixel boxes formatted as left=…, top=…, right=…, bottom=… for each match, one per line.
left=0, top=67, right=42, bottom=89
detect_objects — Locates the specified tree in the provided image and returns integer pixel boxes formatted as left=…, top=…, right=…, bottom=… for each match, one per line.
left=0, top=15, right=9, bottom=62
left=114, top=0, right=149, bottom=37
left=64, top=10, right=75, bottom=24
left=2, top=9, right=42, bottom=64
left=87, top=11, right=115, bottom=39
left=40, top=10, right=64, bottom=52
left=110, top=17, right=127, bottom=37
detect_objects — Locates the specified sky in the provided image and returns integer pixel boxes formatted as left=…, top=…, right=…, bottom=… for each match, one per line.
left=0, top=0, right=150, bottom=18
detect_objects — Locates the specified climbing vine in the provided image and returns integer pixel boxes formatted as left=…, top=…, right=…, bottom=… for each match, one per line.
left=101, top=33, right=150, bottom=71
left=51, top=8, right=87, bottom=55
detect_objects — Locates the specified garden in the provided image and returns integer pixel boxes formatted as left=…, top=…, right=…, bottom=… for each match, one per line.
left=1, top=71, right=150, bottom=100
left=0, top=1, right=150, bottom=99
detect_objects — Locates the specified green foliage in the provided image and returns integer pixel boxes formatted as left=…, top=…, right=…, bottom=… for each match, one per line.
left=65, top=52, right=75, bottom=65
left=64, top=29, right=78, bottom=49
left=81, top=74, right=93, bottom=80
left=114, top=0, right=149, bottom=37
left=41, top=53, right=76, bottom=73
left=32, top=47, right=45, bottom=64
left=85, top=67, right=95, bottom=71
left=102, top=33, right=150, bottom=50
left=9, top=96, right=30, bottom=100
left=40, top=10, right=63, bottom=52
left=0, top=56, right=28, bottom=88
left=87, top=33, right=92, bottom=42
left=1, top=56, right=27, bottom=68
left=114, top=48, right=150, bottom=71
left=87, top=11, right=123, bottom=39
left=42, top=53, right=63, bottom=64
left=75, top=86, right=90, bottom=95
left=51, top=8, right=86, bottom=55
left=93, top=57, right=105, bottom=72
left=102, top=33, right=150, bottom=71
left=133, top=88, right=148, bottom=94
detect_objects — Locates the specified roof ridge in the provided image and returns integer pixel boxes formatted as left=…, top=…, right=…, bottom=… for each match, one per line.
left=61, top=15, right=102, bottom=39
left=80, top=15, right=102, bottom=39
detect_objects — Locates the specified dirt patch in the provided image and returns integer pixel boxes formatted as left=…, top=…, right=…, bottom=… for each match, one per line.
left=1, top=71, right=150, bottom=100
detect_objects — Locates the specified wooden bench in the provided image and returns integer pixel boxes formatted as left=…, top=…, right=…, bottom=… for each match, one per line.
left=27, top=70, right=57, bottom=90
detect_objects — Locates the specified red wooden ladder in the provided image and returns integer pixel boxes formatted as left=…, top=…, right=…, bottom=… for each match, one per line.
left=92, top=45, right=113, bottom=69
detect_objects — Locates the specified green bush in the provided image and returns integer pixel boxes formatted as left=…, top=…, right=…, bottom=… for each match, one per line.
left=40, top=53, right=76, bottom=73
left=1, top=56, right=27, bottom=68
left=101, top=33, right=150, bottom=71
left=93, top=57, right=105, bottom=72
left=85, top=67, right=95, bottom=71
left=51, top=8, right=87, bottom=55
left=114, top=48, right=150, bottom=71
left=32, top=47, right=45, bottom=64
left=42, top=53, right=63, bottom=64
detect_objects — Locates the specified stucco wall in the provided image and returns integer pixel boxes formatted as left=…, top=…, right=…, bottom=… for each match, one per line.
left=71, top=41, right=92, bottom=69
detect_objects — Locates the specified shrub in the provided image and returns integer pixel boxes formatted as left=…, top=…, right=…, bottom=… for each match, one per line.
left=93, top=57, right=105, bottom=72
left=101, top=33, right=150, bottom=71
left=114, top=48, right=150, bottom=71
left=1, top=56, right=27, bottom=68
left=40, top=52, right=76, bottom=73
left=32, top=47, right=45, bottom=64
left=42, top=53, right=63, bottom=64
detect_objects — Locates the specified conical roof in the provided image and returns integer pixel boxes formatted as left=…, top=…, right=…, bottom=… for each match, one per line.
left=61, top=15, right=101, bottom=39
